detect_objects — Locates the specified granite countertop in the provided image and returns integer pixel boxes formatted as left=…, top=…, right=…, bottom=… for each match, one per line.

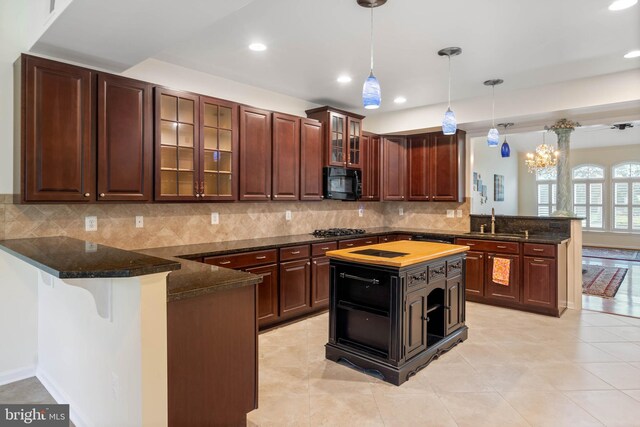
left=326, top=241, right=470, bottom=268
left=456, top=232, right=571, bottom=244
left=0, top=236, right=180, bottom=279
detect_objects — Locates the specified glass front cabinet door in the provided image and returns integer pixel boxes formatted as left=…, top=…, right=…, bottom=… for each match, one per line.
left=347, top=117, right=362, bottom=168
left=329, top=111, right=346, bottom=167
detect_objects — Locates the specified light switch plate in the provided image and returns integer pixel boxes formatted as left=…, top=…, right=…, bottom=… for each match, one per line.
left=358, top=205, right=364, bottom=217
left=399, top=208, right=404, bottom=216
left=456, top=209, right=463, bottom=218
left=211, top=212, right=219, bottom=225
left=446, top=210, right=455, bottom=218
left=85, top=216, right=97, bottom=232
left=285, top=210, right=292, bottom=221
left=135, top=216, right=144, bottom=228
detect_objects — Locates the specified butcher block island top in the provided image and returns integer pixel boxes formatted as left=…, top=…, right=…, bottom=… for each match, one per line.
left=326, top=240, right=470, bottom=268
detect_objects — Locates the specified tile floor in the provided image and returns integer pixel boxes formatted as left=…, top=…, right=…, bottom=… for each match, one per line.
left=583, top=256, right=640, bottom=318
left=248, top=303, right=640, bottom=427
left=3, top=303, right=640, bottom=426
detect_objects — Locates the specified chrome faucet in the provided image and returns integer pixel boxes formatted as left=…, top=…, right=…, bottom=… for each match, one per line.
left=491, top=208, right=496, bottom=234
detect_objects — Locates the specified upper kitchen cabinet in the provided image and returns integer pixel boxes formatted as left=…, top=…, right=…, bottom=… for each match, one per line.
left=305, top=106, right=365, bottom=169
left=239, top=106, right=272, bottom=201
left=155, top=88, right=200, bottom=201
left=361, top=132, right=380, bottom=201
left=272, top=112, right=300, bottom=200
left=382, top=136, right=406, bottom=201
left=430, top=130, right=466, bottom=202
left=199, top=96, right=239, bottom=201
left=407, top=134, right=430, bottom=201
left=97, top=74, right=153, bottom=201
left=20, top=55, right=94, bottom=202
left=300, top=118, right=323, bottom=201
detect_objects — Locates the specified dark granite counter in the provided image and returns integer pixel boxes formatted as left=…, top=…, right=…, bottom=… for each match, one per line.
left=0, top=236, right=180, bottom=279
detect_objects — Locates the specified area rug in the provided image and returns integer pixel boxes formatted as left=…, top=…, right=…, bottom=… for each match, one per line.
left=583, top=246, right=640, bottom=262
left=582, top=265, right=628, bottom=298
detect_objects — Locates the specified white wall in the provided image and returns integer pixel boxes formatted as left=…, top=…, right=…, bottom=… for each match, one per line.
left=470, top=137, right=519, bottom=215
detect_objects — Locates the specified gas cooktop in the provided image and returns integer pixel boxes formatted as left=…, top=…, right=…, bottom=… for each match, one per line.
left=311, top=228, right=366, bottom=238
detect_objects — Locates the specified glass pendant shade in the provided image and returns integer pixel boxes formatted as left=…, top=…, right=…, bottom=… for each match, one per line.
left=501, top=140, right=511, bottom=157
left=363, top=72, right=381, bottom=109
left=487, top=128, right=500, bottom=147
left=442, top=108, right=457, bottom=135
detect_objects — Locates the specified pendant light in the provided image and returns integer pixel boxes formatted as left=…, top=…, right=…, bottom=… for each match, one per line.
left=484, top=79, right=503, bottom=147
left=358, top=0, right=387, bottom=109
left=437, top=47, right=462, bottom=135
left=498, top=123, right=513, bottom=158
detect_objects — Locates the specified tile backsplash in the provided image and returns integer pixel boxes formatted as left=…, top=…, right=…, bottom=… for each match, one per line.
left=0, top=195, right=470, bottom=250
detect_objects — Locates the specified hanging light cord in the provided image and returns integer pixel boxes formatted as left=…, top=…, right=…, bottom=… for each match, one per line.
left=370, top=6, right=374, bottom=72
left=447, top=55, right=452, bottom=108
left=491, top=85, right=496, bottom=127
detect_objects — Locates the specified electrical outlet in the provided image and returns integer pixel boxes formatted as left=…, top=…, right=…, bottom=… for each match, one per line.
left=446, top=210, right=455, bottom=218
left=285, top=210, right=292, bottom=221
left=85, top=216, right=97, bottom=232
left=84, top=241, right=97, bottom=253
left=211, top=212, right=219, bottom=225
left=456, top=209, right=463, bottom=218
left=399, top=208, right=404, bottom=216
left=358, top=205, right=364, bottom=217
left=135, top=216, right=144, bottom=228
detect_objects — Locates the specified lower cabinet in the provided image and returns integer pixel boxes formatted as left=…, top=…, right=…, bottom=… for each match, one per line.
left=445, top=276, right=464, bottom=335
left=311, top=256, right=330, bottom=307
left=279, top=259, right=311, bottom=318
left=245, top=263, right=279, bottom=327
left=523, top=256, right=557, bottom=309
left=464, top=251, right=485, bottom=297
left=484, top=253, right=520, bottom=303
left=404, top=288, right=428, bottom=360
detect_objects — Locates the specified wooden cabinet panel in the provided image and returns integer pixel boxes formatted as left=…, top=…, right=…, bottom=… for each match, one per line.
left=485, top=253, right=520, bottom=302
left=382, top=136, right=406, bottom=201
left=379, top=234, right=399, bottom=243
left=279, top=259, right=311, bottom=318
left=430, top=131, right=465, bottom=202
left=305, top=106, right=365, bottom=168
left=245, top=263, right=279, bottom=327
left=300, top=118, right=323, bottom=200
left=361, top=132, right=381, bottom=201
left=311, top=241, right=338, bottom=257
left=97, top=74, right=152, bottom=201
left=404, top=288, right=428, bottom=359
left=464, top=251, right=485, bottom=297
left=446, top=277, right=464, bottom=335
left=338, top=237, right=377, bottom=249
left=407, top=134, right=430, bottom=201
left=347, top=117, right=362, bottom=168
left=523, top=256, right=557, bottom=309
left=279, top=244, right=310, bottom=261
left=203, top=249, right=278, bottom=269
left=22, top=55, right=93, bottom=202
left=523, top=243, right=556, bottom=258
left=311, top=256, right=331, bottom=307
left=239, top=106, right=272, bottom=200
left=272, top=112, right=300, bottom=200
left=455, top=239, right=519, bottom=255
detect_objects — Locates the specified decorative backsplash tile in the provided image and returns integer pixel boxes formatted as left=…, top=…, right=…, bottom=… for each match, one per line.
left=0, top=195, right=470, bottom=250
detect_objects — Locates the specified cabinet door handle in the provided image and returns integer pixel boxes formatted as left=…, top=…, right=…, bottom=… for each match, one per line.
left=321, top=247, right=330, bottom=250
left=365, top=241, right=373, bottom=244
left=84, top=193, right=90, bottom=197
left=313, top=261, right=317, bottom=265
left=195, top=193, right=201, bottom=198
left=533, top=258, right=546, bottom=263
left=339, top=272, right=379, bottom=285
left=479, top=255, right=483, bottom=259
left=306, top=262, right=310, bottom=265
left=533, top=248, right=544, bottom=252
left=290, top=251, right=301, bottom=255
left=99, top=193, right=105, bottom=197
left=256, top=255, right=267, bottom=260
left=274, top=195, right=278, bottom=198
left=466, top=243, right=475, bottom=246
left=219, top=261, right=231, bottom=265
left=497, top=245, right=507, bottom=249
left=345, top=243, right=354, bottom=247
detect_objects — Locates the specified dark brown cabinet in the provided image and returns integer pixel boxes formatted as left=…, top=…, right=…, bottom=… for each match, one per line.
left=361, top=132, right=381, bottom=201
left=239, top=106, right=272, bottom=201
left=98, top=74, right=153, bottom=201
left=382, top=136, right=406, bottom=201
left=407, top=134, right=430, bottom=201
left=305, top=106, right=364, bottom=168
left=21, top=55, right=94, bottom=202
left=523, top=256, right=557, bottom=309
left=272, top=112, right=300, bottom=200
left=246, top=263, right=279, bottom=326
left=311, top=256, right=331, bottom=307
left=404, top=288, right=428, bottom=359
left=464, top=251, right=485, bottom=297
left=300, top=118, right=324, bottom=201
left=430, top=131, right=465, bottom=202
left=485, top=253, right=521, bottom=303
left=279, top=258, right=311, bottom=318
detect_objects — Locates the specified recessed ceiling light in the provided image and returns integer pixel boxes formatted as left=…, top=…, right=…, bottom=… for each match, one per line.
left=337, top=75, right=352, bottom=83
left=393, top=96, right=407, bottom=104
left=608, top=0, right=637, bottom=10
left=624, top=50, right=640, bottom=58
left=248, top=43, right=267, bottom=52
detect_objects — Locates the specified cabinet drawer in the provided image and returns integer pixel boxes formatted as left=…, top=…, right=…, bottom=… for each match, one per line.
left=311, top=241, right=337, bottom=257
left=203, top=249, right=277, bottom=269
left=406, top=268, right=428, bottom=289
left=428, top=262, right=446, bottom=283
left=523, top=243, right=556, bottom=258
left=455, top=239, right=519, bottom=254
left=280, top=244, right=310, bottom=261
left=338, top=237, right=377, bottom=249
left=378, top=234, right=398, bottom=243
left=446, top=258, right=463, bottom=278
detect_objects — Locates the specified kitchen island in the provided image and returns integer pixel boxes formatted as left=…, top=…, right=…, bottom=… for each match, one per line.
left=325, top=240, right=469, bottom=385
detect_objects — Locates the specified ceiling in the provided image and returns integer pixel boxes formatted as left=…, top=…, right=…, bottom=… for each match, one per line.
left=31, top=0, right=640, bottom=115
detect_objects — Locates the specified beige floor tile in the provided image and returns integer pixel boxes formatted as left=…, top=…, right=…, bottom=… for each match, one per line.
left=308, top=394, right=383, bottom=427
left=260, top=344, right=308, bottom=368
left=368, top=372, right=436, bottom=396
left=259, top=366, right=309, bottom=396
left=573, top=326, right=630, bottom=343
left=260, top=328, right=308, bottom=346
left=473, top=363, right=556, bottom=392
left=419, top=361, right=495, bottom=393
left=542, top=342, right=623, bottom=363
left=592, top=342, right=640, bottom=362
left=438, top=391, right=529, bottom=427
left=579, top=313, right=633, bottom=327
left=247, top=394, right=310, bottom=427
left=604, top=326, right=640, bottom=341
left=581, top=362, right=640, bottom=389
left=373, top=393, right=457, bottom=426
left=531, top=362, right=614, bottom=391
left=623, top=389, right=640, bottom=402
left=564, top=390, right=640, bottom=426
left=308, top=360, right=373, bottom=395
left=500, top=390, right=603, bottom=426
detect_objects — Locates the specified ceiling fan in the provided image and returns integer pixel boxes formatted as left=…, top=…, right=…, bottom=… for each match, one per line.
left=581, top=122, right=636, bottom=132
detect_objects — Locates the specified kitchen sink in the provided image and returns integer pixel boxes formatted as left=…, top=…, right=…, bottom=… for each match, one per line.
left=463, top=232, right=528, bottom=238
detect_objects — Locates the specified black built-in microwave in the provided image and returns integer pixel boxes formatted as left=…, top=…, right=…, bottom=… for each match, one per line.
left=323, top=167, right=362, bottom=201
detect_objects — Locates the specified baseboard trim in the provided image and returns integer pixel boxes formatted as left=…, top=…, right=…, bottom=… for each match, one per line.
left=37, top=369, right=90, bottom=427
left=0, top=365, right=36, bottom=386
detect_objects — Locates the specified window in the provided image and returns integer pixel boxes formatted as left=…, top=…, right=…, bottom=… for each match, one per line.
left=536, top=168, right=556, bottom=216
left=572, top=165, right=604, bottom=229
left=612, top=162, right=640, bottom=231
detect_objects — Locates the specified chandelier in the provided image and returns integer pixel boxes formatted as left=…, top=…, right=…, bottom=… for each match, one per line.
left=525, top=142, right=559, bottom=173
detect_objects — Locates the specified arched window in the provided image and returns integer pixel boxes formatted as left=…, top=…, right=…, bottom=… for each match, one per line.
left=572, top=164, right=604, bottom=229
left=612, top=162, right=640, bottom=231
left=536, top=168, right=556, bottom=216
